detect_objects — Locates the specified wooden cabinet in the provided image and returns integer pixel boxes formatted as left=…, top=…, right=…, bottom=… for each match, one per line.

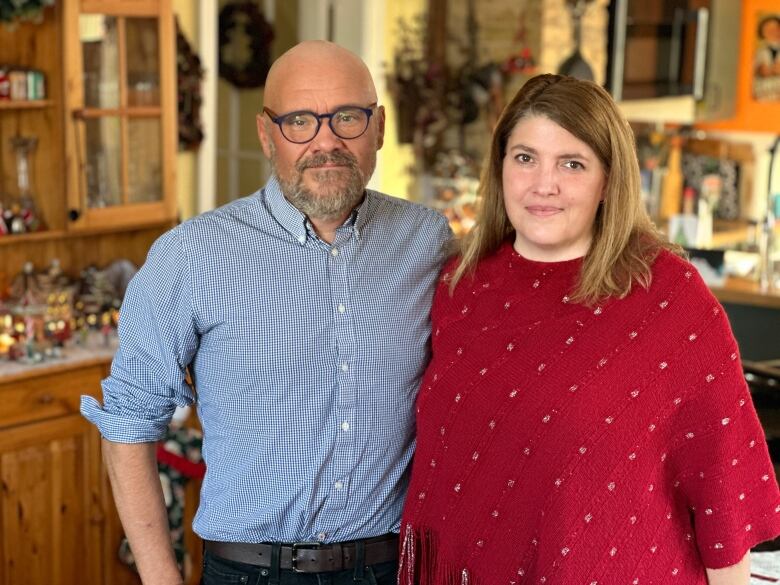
left=0, top=0, right=176, bottom=286
left=0, top=363, right=113, bottom=585
left=0, top=416, right=103, bottom=584
left=63, top=0, right=177, bottom=231
left=0, top=359, right=203, bottom=585
left=1, top=3, right=197, bottom=583
left=0, top=0, right=177, bottom=234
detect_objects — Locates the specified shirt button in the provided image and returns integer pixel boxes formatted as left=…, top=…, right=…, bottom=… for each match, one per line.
left=298, top=235, right=306, bottom=244
left=334, top=480, right=344, bottom=490
left=341, top=363, right=349, bottom=372
left=317, top=531, right=327, bottom=541
left=337, top=304, right=346, bottom=313
left=341, top=421, right=350, bottom=431
left=331, top=248, right=339, bottom=257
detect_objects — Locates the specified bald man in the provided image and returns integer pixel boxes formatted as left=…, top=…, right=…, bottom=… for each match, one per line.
left=81, top=41, right=452, bottom=585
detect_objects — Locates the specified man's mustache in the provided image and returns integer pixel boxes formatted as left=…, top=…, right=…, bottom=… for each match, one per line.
left=296, top=152, right=359, bottom=172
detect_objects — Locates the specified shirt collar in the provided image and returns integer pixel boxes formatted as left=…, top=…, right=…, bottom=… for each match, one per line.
left=263, top=175, right=372, bottom=244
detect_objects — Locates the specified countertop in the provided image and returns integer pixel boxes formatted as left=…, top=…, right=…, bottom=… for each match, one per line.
left=0, top=334, right=117, bottom=383
left=710, top=277, right=780, bottom=310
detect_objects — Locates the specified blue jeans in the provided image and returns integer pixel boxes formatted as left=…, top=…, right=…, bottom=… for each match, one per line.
left=201, top=551, right=398, bottom=585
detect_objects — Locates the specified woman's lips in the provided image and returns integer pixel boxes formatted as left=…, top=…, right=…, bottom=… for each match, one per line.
left=526, top=205, right=562, bottom=217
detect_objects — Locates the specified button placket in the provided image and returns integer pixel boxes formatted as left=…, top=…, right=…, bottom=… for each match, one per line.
left=327, top=232, right=357, bottom=514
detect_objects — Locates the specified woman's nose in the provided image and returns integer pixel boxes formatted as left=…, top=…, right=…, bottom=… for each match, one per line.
left=531, top=164, right=559, bottom=196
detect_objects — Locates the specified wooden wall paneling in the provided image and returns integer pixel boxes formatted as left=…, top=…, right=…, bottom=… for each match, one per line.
left=0, top=224, right=169, bottom=289
left=0, top=5, right=66, bottom=232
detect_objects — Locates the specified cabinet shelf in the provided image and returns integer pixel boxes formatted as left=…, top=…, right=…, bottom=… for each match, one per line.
left=0, top=230, right=66, bottom=245
left=0, top=100, right=54, bottom=111
left=0, top=219, right=173, bottom=247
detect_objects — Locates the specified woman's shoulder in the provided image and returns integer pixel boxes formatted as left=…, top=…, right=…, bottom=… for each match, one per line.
left=650, top=248, right=716, bottom=302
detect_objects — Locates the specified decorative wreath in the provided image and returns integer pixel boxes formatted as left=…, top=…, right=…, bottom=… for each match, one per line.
left=218, top=1, right=274, bottom=89
left=176, top=19, right=205, bottom=151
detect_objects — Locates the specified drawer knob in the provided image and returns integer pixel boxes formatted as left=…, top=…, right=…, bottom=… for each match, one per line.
left=38, top=393, right=54, bottom=404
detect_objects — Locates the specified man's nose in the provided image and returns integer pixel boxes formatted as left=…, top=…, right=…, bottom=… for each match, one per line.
left=309, top=119, right=344, bottom=152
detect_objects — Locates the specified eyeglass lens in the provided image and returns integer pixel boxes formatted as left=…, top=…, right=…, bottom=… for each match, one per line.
left=279, top=107, right=370, bottom=143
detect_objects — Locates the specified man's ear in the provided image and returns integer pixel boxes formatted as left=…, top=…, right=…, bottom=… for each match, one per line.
left=375, top=105, right=386, bottom=151
left=257, top=113, right=273, bottom=159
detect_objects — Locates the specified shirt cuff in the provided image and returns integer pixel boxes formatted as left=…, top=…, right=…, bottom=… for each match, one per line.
left=80, top=395, right=171, bottom=443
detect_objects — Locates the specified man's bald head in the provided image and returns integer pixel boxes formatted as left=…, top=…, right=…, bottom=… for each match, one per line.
left=263, top=40, right=378, bottom=111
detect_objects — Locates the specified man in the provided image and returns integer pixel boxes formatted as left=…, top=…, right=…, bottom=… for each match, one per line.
left=81, top=40, right=451, bottom=585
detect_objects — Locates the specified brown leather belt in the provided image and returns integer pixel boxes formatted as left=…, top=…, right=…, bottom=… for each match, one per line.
left=204, top=533, right=399, bottom=573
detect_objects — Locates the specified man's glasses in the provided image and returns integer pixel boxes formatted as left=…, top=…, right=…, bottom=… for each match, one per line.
left=263, top=103, right=376, bottom=144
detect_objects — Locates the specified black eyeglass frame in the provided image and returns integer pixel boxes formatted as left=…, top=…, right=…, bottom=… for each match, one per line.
left=263, top=103, right=377, bottom=144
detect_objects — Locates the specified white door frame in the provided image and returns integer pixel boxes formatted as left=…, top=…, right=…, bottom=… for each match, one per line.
left=196, top=0, right=218, bottom=213
left=299, top=0, right=386, bottom=192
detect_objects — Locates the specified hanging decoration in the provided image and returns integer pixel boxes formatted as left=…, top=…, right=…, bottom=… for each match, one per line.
left=218, top=1, right=274, bottom=89
left=557, top=0, right=595, bottom=81
left=501, top=5, right=537, bottom=76
left=176, top=18, right=205, bottom=151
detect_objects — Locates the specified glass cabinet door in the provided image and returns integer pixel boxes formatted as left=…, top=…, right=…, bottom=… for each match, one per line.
left=65, top=0, right=175, bottom=230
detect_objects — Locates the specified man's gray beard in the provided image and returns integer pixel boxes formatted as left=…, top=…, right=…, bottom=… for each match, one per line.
left=272, top=149, right=372, bottom=221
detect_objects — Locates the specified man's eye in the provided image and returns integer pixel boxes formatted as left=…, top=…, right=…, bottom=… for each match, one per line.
left=284, top=115, right=313, bottom=128
left=335, top=111, right=360, bottom=124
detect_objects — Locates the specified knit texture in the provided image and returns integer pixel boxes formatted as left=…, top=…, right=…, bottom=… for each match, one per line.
left=400, top=242, right=780, bottom=585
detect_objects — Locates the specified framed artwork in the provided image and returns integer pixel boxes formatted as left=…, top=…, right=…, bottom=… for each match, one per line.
left=753, top=11, right=780, bottom=101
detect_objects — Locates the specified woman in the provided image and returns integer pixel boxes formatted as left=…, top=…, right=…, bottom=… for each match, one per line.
left=399, top=74, right=780, bottom=585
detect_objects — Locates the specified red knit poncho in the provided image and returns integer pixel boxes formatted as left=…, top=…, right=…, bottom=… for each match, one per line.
left=400, top=242, right=780, bottom=585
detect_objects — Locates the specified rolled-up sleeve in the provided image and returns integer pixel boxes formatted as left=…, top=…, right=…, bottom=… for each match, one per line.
left=81, top=227, right=198, bottom=443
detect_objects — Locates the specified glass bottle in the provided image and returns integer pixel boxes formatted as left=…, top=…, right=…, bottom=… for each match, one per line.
left=10, top=135, right=43, bottom=233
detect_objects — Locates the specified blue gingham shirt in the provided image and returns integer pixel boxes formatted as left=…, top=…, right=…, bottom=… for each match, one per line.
left=80, top=177, right=451, bottom=544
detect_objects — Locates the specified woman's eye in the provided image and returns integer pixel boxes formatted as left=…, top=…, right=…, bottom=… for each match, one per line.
left=516, top=153, right=533, bottom=163
left=564, top=160, right=584, bottom=170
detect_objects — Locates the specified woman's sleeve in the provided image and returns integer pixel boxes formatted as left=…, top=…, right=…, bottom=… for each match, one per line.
left=670, top=304, right=780, bottom=569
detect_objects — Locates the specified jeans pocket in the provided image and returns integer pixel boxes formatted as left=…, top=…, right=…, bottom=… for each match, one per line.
left=201, top=552, right=252, bottom=585
left=362, top=560, right=398, bottom=585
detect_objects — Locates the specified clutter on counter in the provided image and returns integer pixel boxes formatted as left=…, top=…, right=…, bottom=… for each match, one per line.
left=0, top=258, right=135, bottom=368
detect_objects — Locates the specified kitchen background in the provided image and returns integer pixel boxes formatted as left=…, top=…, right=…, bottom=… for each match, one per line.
left=0, top=1, right=779, bottom=584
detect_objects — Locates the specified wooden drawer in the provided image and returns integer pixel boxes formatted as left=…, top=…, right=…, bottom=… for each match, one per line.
left=0, top=365, right=105, bottom=429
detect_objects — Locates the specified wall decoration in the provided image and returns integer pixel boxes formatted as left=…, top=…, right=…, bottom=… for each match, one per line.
left=176, top=19, right=205, bottom=151
left=0, top=0, right=53, bottom=26
left=218, top=1, right=274, bottom=89
left=558, top=0, right=595, bottom=81
left=753, top=11, right=780, bottom=101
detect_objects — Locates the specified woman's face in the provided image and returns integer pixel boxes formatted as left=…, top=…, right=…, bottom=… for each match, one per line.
left=502, top=115, right=607, bottom=262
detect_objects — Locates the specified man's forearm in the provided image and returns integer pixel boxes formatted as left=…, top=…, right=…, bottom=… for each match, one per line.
left=706, top=552, right=750, bottom=585
left=102, top=439, right=184, bottom=585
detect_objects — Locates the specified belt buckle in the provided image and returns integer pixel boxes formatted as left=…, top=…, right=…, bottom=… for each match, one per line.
left=291, top=541, right=321, bottom=573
